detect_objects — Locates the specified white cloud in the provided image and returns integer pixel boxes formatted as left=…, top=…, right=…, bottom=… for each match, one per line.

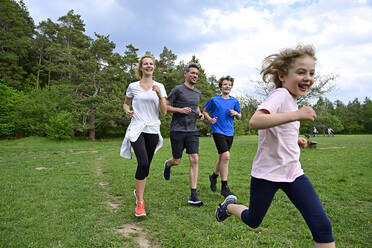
left=24, top=0, right=372, bottom=103
left=177, top=0, right=372, bottom=103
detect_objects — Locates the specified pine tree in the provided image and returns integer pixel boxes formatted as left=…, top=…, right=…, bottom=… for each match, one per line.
left=0, top=0, right=35, bottom=89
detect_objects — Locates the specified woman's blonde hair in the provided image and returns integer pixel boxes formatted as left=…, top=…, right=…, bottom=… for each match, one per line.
left=260, top=44, right=316, bottom=88
left=136, top=54, right=155, bottom=79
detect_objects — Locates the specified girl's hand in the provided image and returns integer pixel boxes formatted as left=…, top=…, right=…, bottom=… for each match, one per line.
left=297, top=106, right=317, bottom=121
left=298, top=137, right=308, bottom=148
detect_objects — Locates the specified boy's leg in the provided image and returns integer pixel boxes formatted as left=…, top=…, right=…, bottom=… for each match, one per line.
left=211, top=134, right=233, bottom=196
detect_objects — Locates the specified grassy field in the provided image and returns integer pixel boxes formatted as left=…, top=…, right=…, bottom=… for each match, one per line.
left=0, top=135, right=371, bottom=247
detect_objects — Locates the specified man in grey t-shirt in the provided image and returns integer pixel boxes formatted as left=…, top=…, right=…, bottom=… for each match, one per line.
left=163, top=62, right=205, bottom=206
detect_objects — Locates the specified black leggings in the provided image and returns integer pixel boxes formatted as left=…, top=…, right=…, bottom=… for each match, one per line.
left=241, top=175, right=334, bottom=243
left=130, top=133, right=159, bottom=180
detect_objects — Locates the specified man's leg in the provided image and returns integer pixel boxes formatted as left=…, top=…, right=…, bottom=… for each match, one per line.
left=187, top=153, right=203, bottom=205
left=164, top=132, right=184, bottom=180
left=189, top=153, right=199, bottom=189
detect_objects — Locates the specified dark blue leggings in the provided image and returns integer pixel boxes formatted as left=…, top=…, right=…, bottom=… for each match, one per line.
left=131, top=133, right=159, bottom=180
left=241, top=175, right=334, bottom=243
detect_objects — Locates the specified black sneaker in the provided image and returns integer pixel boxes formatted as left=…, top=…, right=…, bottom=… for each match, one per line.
left=209, top=174, right=217, bottom=192
left=163, top=161, right=171, bottom=180
left=221, top=185, right=233, bottom=198
left=216, top=195, right=237, bottom=222
left=188, top=193, right=203, bottom=206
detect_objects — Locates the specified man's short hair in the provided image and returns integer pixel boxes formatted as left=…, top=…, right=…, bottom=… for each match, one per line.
left=184, top=62, right=200, bottom=73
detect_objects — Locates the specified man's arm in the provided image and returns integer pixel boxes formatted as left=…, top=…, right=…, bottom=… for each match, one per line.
left=197, top=106, right=204, bottom=120
left=166, top=99, right=192, bottom=114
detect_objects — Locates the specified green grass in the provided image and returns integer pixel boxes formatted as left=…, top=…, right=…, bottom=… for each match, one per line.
left=0, top=135, right=371, bottom=247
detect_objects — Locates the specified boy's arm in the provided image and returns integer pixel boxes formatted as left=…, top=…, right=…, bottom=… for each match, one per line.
left=203, top=108, right=216, bottom=124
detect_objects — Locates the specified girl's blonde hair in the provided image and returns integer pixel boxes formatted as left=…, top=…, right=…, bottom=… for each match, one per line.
left=136, top=54, right=155, bottom=79
left=260, top=44, right=316, bottom=88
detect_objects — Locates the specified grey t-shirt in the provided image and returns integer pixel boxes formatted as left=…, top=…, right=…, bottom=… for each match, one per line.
left=167, top=84, right=201, bottom=132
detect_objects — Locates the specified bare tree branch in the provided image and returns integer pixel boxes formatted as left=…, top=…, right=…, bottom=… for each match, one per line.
left=253, top=72, right=339, bottom=104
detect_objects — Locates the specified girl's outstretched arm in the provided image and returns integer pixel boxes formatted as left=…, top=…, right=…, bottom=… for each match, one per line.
left=249, top=106, right=316, bottom=130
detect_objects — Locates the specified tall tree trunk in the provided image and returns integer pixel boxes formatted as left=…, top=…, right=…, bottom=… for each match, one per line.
left=88, top=102, right=95, bottom=141
left=88, top=64, right=98, bottom=141
left=36, top=51, right=42, bottom=89
left=48, top=58, right=51, bottom=88
left=67, top=39, right=72, bottom=80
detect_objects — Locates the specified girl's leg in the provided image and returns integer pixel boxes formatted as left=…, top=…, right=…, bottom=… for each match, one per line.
left=283, top=175, right=334, bottom=246
left=314, top=241, right=335, bottom=248
left=238, top=177, right=280, bottom=228
left=227, top=204, right=248, bottom=220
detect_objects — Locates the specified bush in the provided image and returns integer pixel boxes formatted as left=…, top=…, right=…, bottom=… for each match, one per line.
left=13, top=86, right=76, bottom=137
left=0, top=83, right=20, bottom=137
left=45, top=111, right=73, bottom=140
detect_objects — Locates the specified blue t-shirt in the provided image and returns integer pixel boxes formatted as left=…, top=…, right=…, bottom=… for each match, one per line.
left=204, top=95, right=241, bottom=136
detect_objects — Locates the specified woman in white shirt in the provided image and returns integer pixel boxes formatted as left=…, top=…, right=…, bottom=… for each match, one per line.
left=120, top=54, right=167, bottom=217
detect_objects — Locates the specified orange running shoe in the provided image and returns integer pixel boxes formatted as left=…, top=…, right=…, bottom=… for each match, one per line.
left=135, top=200, right=146, bottom=217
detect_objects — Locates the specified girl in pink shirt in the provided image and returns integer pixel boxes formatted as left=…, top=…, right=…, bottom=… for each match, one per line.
left=215, top=45, right=335, bottom=248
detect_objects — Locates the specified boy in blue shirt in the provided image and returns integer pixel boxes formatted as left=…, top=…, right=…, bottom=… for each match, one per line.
left=203, top=76, right=241, bottom=198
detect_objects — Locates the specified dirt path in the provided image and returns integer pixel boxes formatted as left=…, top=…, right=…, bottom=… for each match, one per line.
left=117, top=223, right=159, bottom=248
left=96, top=166, right=159, bottom=247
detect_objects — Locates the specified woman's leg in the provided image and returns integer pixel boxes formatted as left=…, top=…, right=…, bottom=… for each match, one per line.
left=131, top=133, right=150, bottom=201
left=143, top=133, right=159, bottom=177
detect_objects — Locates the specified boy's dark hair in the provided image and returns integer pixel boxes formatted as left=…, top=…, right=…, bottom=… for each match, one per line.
left=218, top=76, right=234, bottom=88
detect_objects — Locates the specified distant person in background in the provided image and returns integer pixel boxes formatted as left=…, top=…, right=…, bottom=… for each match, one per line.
left=120, top=54, right=167, bottom=217
left=163, top=62, right=205, bottom=206
left=215, top=45, right=335, bottom=248
left=203, top=75, right=241, bottom=198
left=313, top=126, right=318, bottom=137
left=327, top=128, right=334, bottom=136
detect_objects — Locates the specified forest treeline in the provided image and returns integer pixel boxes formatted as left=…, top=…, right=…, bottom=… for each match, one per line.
left=1, top=0, right=371, bottom=140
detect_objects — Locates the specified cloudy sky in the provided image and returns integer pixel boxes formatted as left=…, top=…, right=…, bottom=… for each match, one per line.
left=24, top=0, right=372, bottom=104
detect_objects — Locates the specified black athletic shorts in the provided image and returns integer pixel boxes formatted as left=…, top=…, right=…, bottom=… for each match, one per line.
left=170, top=131, right=199, bottom=159
left=212, top=133, right=233, bottom=154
